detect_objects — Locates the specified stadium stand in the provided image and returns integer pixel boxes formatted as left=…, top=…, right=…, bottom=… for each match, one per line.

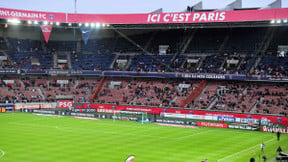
left=0, top=10, right=287, bottom=118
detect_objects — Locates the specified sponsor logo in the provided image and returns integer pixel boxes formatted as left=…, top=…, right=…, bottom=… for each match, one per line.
left=49, top=14, right=54, bottom=20
left=74, top=109, right=96, bottom=113
left=15, top=104, right=53, bottom=109
left=42, top=27, right=51, bottom=33
left=181, top=74, right=225, bottom=79
left=33, top=110, right=55, bottom=114
left=197, top=121, right=228, bottom=128
left=58, top=100, right=73, bottom=109
left=71, top=113, right=94, bottom=118
left=261, top=126, right=288, bottom=134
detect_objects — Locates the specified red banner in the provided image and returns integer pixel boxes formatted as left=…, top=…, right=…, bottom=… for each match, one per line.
left=0, top=8, right=66, bottom=22
left=68, top=8, right=288, bottom=24
left=0, top=7, right=288, bottom=24
left=40, top=25, right=52, bottom=43
left=57, top=100, right=73, bottom=109
left=197, top=121, right=228, bottom=128
left=82, top=104, right=288, bottom=126
left=261, top=126, right=288, bottom=134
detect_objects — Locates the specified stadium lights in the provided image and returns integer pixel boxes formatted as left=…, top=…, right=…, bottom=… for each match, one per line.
left=96, top=22, right=101, bottom=28
left=56, top=22, right=60, bottom=26
left=78, top=23, right=82, bottom=26
left=276, top=20, right=281, bottom=24
left=270, top=20, right=275, bottom=24
left=68, top=23, right=72, bottom=26
left=90, top=23, right=95, bottom=27
left=102, top=23, right=106, bottom=27
left=106, top=24, right=110, bottom=27
left=33, top=21, right=38, bottom=25
left=27, top=20, right=32, bottom=25
left=43, top=21, right=48, bottom=25
left=85, top=23, right=89, bottom=27
left=50, top=22, right=53, bottom=25
left=8, top=19, right=21, bottom=24
left=283, top=19, right=288, bottom=23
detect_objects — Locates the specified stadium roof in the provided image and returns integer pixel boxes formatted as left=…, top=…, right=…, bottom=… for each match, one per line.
left=1, top=0, right=287, bottom=14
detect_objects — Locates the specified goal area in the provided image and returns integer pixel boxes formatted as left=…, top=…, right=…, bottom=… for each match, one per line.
left=113, top=111, right=147, bottom=124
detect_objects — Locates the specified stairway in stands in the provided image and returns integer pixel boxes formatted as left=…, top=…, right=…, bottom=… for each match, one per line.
left=90, top=77, right=105, bottom=102
left=181, top=80, right=207, bottom=107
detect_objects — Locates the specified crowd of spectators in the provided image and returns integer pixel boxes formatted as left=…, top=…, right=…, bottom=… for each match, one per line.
left=0, top=77, right=99, bottom=104
left=251, top=56, right=288, bottom=77
left=0, top=76, right=287, bottom=116
left=1, top=40, right=288, bottom=78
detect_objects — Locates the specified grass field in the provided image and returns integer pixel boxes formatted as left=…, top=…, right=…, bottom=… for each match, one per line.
left=0, top=113, right=287, bottom=162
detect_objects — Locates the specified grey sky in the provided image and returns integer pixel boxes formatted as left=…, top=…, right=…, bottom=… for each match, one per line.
left=0, top=0, right=287, bottom=14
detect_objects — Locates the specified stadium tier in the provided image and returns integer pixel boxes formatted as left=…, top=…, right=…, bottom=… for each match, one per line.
left=0, top=76, right=287, bottom=116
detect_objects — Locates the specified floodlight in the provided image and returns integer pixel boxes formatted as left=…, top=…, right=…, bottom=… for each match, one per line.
left=34, top=21, right=39, bottom=25
left=28, top=20, right=32, bottom=24
left=8, top=19, right=21, bottom=24
left=96, top=22, right=101, bottom=28
left=68, top=23, right=72, bottom=26
left=85, top=23, right=89, bottom=27
left=276, top=20, right=281, bottom=24
left=43, top=21, right=48, bottom=25
left=56, top=22, right=60, bottom=26
left=270, top=20, right=275, bottom=24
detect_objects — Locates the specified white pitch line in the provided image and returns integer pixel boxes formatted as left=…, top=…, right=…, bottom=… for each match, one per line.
left=0, top=148, right=5, bottom=158
left=217, top=137, right=275, bottom=162
left=176, top=130, right=213, bottom=140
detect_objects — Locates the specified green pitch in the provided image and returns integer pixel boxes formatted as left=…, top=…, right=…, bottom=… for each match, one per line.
left=0, top=113, right=287, bottom=162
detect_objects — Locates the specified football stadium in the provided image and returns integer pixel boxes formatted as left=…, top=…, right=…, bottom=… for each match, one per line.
left=0, top=0, right=288, bottom=161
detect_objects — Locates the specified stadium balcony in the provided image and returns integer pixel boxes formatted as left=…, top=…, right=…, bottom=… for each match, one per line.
left=8, top=51, right=53, bottom=69
left=71, top=53, right=116, bottom=70
left=186, top=28, right=227, bottom=53
left=128, top=54, right=173, bottom=72
left=252, top=56, right=288, bottom=77
left=8, top=38, right=42, bottom=52
left=46, top=41, right=76, bottom=52
left=199, top=55, right=226, bottom=74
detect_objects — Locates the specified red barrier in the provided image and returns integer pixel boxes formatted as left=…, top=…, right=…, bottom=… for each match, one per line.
left=81, top=103, right=288, bottom=126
